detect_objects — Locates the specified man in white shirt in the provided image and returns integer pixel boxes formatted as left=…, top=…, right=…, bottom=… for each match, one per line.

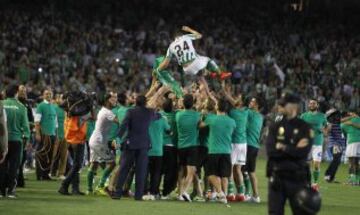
left=87, top=92, right=119, bottom=195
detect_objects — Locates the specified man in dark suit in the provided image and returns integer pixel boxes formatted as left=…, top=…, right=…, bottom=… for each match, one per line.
left=112, top=95, right=159, bottom=200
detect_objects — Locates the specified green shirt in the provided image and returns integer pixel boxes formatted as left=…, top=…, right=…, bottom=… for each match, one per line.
left=341, top=117, right=360, bottom=144
left=205, top=114, right=236, bottom=154
left=148, top=116, right=170, bottom=156
left=161, top=111, right=177, bottom=147
left=3, top=98, right=30, bottom=142
left=108, top=106, right=121, bottom=141
left=115, top=106, right=130, bottom=144
left=36, top=101, right=57, bottom=136
left=199, top=113, right=216, bottom=148
left=55, top=105, right=65, bottom=139
left=300, top=111, right=327, bottom=146
left=229, top=107, right=249, bottom=144
left=246, top=109, right=263, bottom=148
left=176, top=109, right=201, bottom=149
left=86, top=119, right=96, bottom=141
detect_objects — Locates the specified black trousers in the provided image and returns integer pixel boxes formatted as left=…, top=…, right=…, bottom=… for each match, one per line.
left=115, top=149, right=148, bottom=200
left=17, top=139, right=27, bottom=187
left=35, top=135, right=55, bottom=179
left=61, top=144, right=84, bottom=192
left=0, top=141, right=22, bottom=195
left=268, top=177, right=312, bottom=215
left=325, top=146, right=343, bottom=181
left=146, top=156, right=162, bottom=195
left=162, top=146, right=178, bottom=196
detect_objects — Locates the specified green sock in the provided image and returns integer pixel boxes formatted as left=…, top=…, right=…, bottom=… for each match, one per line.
left=99, top=168, right=113, bottom=188
left=87, top=170, right=95, bottom=192
left=313, top=170, right=320, bottom=184
left=357, top=170, right=360, bottom=184
left=237, top=185, right=245, bottom=194
left=244, top=177, right=251, bottom=195
left=228, top=180, right=235, bottom=194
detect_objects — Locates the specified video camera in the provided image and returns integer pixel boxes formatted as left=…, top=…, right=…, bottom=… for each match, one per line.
left=61, top=91, right=96, bottom=117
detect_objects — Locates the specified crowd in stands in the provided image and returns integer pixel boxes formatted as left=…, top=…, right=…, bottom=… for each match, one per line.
left=1, top=7, right=359, bottom=115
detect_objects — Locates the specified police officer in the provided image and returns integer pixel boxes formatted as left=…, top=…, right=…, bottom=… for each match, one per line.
left=266, top=93, right=320, bottom=215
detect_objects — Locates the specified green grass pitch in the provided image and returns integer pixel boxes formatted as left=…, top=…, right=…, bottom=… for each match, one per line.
left=0, top=159, right=359, bottom=215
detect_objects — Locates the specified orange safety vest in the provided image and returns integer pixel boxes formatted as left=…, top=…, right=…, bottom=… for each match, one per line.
left=64, top=115, right=87, bottom=144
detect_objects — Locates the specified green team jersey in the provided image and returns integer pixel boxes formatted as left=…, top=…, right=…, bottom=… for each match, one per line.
left=36, top=101, right=57, bottom=136
left=115, top=106, right=130, bottom=144
left=300, top=111, right=327, bottom=146
left=55, top=104, right=65, bottom=139
left=229, top=107, right=249, bottom=144
left=341, top=117, right=360, bottom=144
left=3, top=98, right=30, bottom=142
left=205, top=114, right=236, bottom=154
left=108, top=106, right=121, bottom=141
left=161, top=111, right=177, bottom=147
left=86, top=119, right=96, bottom=141
left=246, top=109, right=263, bottom=148
left=199, top=113, right=216, bottom=148
left=176, top=109, right=201, bottom=149
left=148, top=116, right=170, bottom=156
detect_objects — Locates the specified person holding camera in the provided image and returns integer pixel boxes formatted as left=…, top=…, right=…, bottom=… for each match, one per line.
left=266, top=94, right=321, bottom=215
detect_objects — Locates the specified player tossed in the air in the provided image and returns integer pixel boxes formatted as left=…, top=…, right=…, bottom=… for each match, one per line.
left=154, top=26, right=231, bottom=92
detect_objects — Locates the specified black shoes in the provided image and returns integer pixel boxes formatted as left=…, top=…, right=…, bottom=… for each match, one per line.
left=58, top=187, right=71, bottom=195
left=72, top=190, right=85, bottom=196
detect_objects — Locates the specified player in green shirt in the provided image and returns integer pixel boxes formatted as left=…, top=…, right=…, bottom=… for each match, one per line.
left=300, top=99, right=328, bottom=190
left=222, top=84, right=249, bottom=201
left=341, top=111, right=360, bottom=185
left=199, top=98, right=236, bottom=204
left=160, top=98, right=179, bottom=198
left=1, top=84, right=30, bottom=198
left=244, top=97, right=263, bottom=203
left=105, top=93, right=132, bottom=195
left=144, top=113, right=170, bottom=199
left=34, top=89, right=57, bottom=180
left=50, top=94, right=68, bottom=179
left=175, top=94, right=201, bottom=202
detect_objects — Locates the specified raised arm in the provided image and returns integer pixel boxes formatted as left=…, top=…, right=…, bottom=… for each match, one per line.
left=147, top=85, right=171, bottom=109
left=182, top=26, right=202, bottom=39
left=155, top=58, right=171, bottom=74
left=221, top=81, right=237, bottom=107
left=145, top=80, right=160, bottom=99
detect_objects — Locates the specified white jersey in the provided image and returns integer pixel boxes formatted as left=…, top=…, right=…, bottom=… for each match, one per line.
left=89, top=107, right=116, bottom=147
left=166, top=34, right=198, bottom=66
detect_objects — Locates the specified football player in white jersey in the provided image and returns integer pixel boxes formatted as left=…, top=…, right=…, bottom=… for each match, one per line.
left=154, top=26, right=231, bottom=93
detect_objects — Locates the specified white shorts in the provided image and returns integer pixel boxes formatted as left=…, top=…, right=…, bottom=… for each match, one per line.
left=89, top=136, right=114, bottom=163
left=309, top=145, right=323, bottom=162
left=231, top=144, right=247, bottom=165
left=183, top=55, right=210, bottom=75
left=345, top=142, right=360, bottom=158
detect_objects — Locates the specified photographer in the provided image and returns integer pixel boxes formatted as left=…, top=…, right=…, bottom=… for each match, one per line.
left=58, top=91, right=93, bottom=195
left=266, top=94, right=320, bottom=215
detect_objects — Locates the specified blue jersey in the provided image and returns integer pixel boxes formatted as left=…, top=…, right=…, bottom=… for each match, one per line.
left=327, top=123, right=346, bottom=150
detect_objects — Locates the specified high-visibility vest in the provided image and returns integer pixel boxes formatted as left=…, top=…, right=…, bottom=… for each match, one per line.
left=64, top=115, right=87, bottom=144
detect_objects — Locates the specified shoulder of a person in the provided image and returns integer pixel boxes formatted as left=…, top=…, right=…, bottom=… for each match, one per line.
left=297, top=118, right=311, bottom=130
left=14, top=99, right=27, bottom=110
